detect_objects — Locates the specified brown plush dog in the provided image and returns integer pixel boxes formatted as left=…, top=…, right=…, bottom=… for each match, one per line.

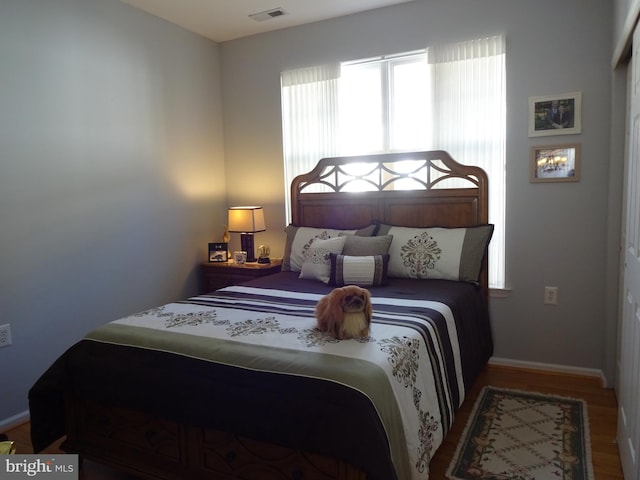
left=315, top=285, right=372, bottom=339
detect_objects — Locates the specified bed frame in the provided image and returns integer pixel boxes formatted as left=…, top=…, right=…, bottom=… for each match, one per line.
left=61, top=151, right=489, bottom=480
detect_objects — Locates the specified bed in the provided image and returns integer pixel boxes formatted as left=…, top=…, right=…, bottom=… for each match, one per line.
left=29, top=150, right=493, bottom=480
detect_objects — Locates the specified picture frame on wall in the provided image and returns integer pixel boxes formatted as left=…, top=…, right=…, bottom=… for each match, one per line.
left=528, top=91, right=582, bottom=137
left=208, top=243, right=228, bottom=262
left=530, top=143, right=580, bottom=183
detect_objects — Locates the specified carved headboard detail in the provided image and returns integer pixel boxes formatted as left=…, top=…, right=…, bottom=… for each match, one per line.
left=292, top=150, right=488, bottom=228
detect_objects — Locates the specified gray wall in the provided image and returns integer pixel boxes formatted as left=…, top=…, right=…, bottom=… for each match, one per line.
left=220, top=0, right=617, bottom=379
left=0, top=0, right=225, bottom=425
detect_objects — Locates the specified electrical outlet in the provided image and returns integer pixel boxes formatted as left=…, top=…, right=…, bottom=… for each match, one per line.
left=544, top=286, right=558, bottom=305
left=0, top=324, right=12, bottom=347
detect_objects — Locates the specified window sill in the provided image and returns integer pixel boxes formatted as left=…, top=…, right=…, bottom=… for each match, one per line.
left=489, top=287, right=511, bottom=299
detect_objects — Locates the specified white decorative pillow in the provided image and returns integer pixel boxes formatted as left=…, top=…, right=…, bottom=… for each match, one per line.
left=282, top=224, right=377, bottom=272
left=299, top=236, right=347, bottom=283
left=329, top=254, right=389, bottom=287
left=379, top=225, right=494, bottom=283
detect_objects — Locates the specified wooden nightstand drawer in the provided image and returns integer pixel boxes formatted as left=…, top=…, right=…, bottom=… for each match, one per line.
left=200, top=259, right=282, bottom=294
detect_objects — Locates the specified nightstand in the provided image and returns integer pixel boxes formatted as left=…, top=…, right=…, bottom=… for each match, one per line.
left=200, top=258, right=283, bottom=294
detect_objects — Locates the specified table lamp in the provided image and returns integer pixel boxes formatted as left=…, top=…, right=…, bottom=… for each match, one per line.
left=228, top=206, right=266, bottom=262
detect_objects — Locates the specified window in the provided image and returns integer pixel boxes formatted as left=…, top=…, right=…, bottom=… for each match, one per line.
left=338, top=51, right=432, bottom=154
left=281, top=36, right=506, bottom=289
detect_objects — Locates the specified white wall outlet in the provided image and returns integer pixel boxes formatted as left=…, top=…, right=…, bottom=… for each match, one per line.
left=0, top=324, right=12, bottom=347
left=544, top=286, right=559, bottom=305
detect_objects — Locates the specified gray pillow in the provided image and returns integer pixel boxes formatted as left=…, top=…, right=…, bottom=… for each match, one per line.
left=341, top=235, right=393, bottom=256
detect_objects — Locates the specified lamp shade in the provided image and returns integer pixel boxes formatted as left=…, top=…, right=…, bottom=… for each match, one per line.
left=228, top=206, right=266, bottom=233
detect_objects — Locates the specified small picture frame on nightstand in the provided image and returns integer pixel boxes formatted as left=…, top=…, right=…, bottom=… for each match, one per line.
left=208, top=243, right=228, bottom=262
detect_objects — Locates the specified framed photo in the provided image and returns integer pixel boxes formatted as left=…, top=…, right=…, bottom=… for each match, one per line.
left=530, top=143, right=580, bottom=183
left=528, top=92, right=582, bottom=137
left=208, top=242, right=228, bottom=262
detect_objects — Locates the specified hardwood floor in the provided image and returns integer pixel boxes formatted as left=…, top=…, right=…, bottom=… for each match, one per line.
left=4, top=364, right=623, bottom=479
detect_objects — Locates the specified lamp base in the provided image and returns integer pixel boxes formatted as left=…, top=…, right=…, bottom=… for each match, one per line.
left=240, top=233, right=257, bottom=262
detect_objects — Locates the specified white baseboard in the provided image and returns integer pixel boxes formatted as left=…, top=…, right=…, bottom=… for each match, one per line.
left=489, top=356, right=609, bottom=387
left=0, top=410, right=30, bottom=433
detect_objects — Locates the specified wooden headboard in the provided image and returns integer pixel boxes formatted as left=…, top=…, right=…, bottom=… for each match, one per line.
left=291, top=150, right=490, bottom=293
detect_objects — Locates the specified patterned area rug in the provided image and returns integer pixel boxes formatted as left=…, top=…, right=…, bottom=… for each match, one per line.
left=447, top=386, right=594, bottom=480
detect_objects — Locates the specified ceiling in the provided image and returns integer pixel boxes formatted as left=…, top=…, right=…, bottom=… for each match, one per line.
left=121, top=0, right=415, bottom=43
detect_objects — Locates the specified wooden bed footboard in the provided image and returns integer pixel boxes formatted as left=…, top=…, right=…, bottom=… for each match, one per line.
left=63, top=397, right=367, bottom=480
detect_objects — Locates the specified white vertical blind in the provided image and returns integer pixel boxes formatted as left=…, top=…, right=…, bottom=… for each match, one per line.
left=428, top=35, right=506, bottom=288
left=281, top=64, right=340, bottom=220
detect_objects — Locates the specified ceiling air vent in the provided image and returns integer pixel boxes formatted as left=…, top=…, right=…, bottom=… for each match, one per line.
left=249, top=7, right=288, bottom=22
